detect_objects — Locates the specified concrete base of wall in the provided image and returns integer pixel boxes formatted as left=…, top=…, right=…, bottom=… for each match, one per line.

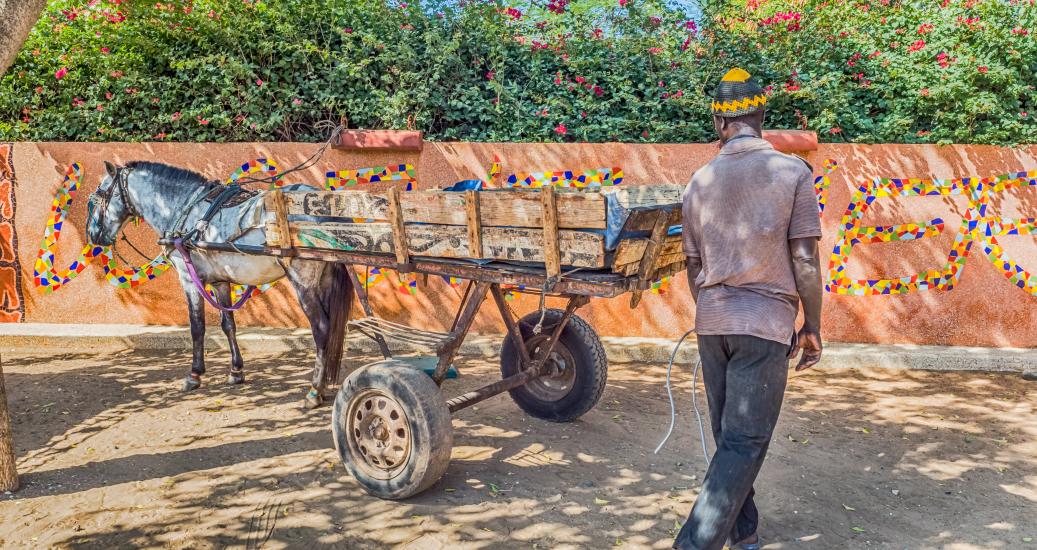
left=1, top=323, right=1035, bottom=374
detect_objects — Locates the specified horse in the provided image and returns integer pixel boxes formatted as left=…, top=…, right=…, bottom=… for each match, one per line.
left=85, top=160, right=351, bottom=409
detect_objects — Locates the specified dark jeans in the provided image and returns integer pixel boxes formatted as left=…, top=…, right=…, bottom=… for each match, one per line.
left=673, top=334, right=790, bottom=550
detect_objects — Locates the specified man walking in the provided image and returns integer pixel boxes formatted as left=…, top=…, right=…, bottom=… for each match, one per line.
left=673, top=68, right=824, bottom=550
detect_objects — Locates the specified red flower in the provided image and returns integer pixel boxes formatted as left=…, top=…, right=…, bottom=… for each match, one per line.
left=907, top=40, right=926, bottom=53
left=292, top=98, right=302, bottom=106
left=575, top=76, right=586, bottom=84
left=100, top=47, right=110, bottom=54
left=485, top=70, right=494, bottom=80
left=256, top=79, right=264, bottom=86
left=619, top=0, right=627, bottom=6
left=641, top=130, right=649, bottom=138
left=977, top=66, right=988, bottom=73
left=785, top=82, right=800, bottom=92
left=54, top=67, right=68, bottom=80
left=647, top=47, right=663, bottom=55
left=96, top=104, right=104, bottom=112
left=593, top=85, right=603, bottom=97
left=196, top=116, right=209, bottom=125
left=554, top=123, right=567, bottom=135
left=920, top=88, right=930, bottom=96
left=917, top=23, right=934, bottom=34
left=34, top=86, right=43, bottom=94
left=343, top=27, right=353, bottom=33
left=916, top=130, right=931, bottom=137
left=171, top=111, right=182, bottom=121
left=829, top=127, right=842, bottom=134
left=105, top=92, right=113, bottom=100
left=72, top=97, right=84, bottom=107
left=554, top=73, right=563, bottom=85
left=504, top=7, right=522, bottom=20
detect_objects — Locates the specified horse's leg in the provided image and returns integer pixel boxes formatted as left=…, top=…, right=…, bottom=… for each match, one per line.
left=179, top=272, right=207, bottom=392
left=283, top=260, right=350, bottom=409
left=214, top=283, right=245, bottom=385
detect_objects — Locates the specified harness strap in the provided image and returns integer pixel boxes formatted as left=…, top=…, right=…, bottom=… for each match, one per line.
left=172, top=237, right=254, bottom=312
left=181, top=184, right=247, bottom=244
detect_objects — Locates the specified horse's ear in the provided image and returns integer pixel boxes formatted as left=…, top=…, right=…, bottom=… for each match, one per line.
left=104, top=161, right=118, bottom=177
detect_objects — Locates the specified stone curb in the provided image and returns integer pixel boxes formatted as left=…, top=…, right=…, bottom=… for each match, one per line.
left=0, top=323, right=1034, bottom=374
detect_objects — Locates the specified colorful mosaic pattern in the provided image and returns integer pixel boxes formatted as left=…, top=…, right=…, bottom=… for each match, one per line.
left=34, top=164, right=93, bottom=293
left=507, top=167, right=623, bottom=189
left=826, top=170, right=1037, bottom=296
left=227, top=158, right=281, bottom=187
left=325, top=164, right=416, bottom=191
left=814, top=159, right=838, bottom=217
left=33, top=164, right=173, bottom=293
left=397, top=273, right=417, bottom=295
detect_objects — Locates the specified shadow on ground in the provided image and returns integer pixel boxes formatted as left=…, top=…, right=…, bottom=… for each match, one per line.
left=0, top=349, right=1034, bottom=549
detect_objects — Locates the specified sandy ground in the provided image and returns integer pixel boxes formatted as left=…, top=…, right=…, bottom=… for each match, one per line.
left=0, top=349, right=1034, bottom=549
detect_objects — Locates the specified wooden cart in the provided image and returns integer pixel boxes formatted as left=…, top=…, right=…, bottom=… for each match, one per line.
left=255, top=183, right=685, bottom=499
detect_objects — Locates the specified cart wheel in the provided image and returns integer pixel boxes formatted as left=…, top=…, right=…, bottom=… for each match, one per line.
left=501, top=309, right=608, bottom=422
left=332, top=360, right=453, bottom=500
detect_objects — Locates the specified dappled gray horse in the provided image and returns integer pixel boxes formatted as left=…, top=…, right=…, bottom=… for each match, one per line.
left=85, top=160, right=348, bottom=408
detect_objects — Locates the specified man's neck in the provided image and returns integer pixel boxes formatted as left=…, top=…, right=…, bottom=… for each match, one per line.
left=722, top=130, right=761, bottom=145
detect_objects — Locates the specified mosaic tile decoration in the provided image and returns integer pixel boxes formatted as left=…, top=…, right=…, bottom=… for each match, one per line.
left=33, top=163, right=94, bottom=293
left=507, top=167, right=623, bottom=189
left=325, top=164, right=416, bottom=191
left=826, top=170, right=1037, bottom=296
left=227, top=158, right=281, bottom=187
left=814, top=159, right=838, bottom=217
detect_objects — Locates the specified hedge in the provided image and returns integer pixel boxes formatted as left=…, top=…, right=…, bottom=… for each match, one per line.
left=2, top=0, right=1035, bottom=145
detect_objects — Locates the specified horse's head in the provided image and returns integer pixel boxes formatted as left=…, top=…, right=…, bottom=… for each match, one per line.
left=86, top=161, right=137, bottom=246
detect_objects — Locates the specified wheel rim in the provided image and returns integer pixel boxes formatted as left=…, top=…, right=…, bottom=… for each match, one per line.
left=345, top=389, right=412, bottom=480
left=523, top=334, right=577, bottom=402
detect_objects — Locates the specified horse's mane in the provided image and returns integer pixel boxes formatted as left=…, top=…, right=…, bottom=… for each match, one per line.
left=125, top=161, right=213, bottom=187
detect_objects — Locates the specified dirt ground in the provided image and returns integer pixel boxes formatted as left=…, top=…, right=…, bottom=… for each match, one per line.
left=0, top=349, right=1034, bottom=549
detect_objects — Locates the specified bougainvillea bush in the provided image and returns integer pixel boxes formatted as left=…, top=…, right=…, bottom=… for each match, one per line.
left=1, top=0, right=1034, bottom=144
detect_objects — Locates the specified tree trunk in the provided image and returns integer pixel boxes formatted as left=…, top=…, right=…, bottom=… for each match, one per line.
left=0, top=357, right=17, bottom=492
left=0, top=0, right=47, bottom=77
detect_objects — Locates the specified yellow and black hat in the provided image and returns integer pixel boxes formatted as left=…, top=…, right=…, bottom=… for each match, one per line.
left=711, top=68, right=767, bottom=117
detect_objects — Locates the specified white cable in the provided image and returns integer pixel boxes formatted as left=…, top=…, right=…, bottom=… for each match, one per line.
left=654, top=328, right=711, bottom=464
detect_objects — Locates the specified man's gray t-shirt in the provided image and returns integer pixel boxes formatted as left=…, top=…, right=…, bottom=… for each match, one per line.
left=681, top=136, right=822, bottom=345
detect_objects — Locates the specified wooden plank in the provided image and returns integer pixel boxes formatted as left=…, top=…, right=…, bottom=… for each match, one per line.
left=605, top=184, right=683, bottom=209
left=386, top=186, right=409, bottom=264
left=283, top=189, right=607, bottom=229
left=616, top=251, right=685, bottom=277
left=621, top=207, right=682, bottom=233
left=465, top=190, right=483, bottom=258
left=288, top=222, right=606, bottom=268
left=613, top=234, right=683, bottom=267
left=263, top=189, right=292, bottom=249
left=283, top=190, right=387, bottom=220
left=637, top=211, right=673, bottom=281
left=542, top=186, right=560, bottom=277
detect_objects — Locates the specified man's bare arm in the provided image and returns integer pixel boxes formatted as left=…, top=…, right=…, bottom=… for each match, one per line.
left=790, top=237, right=823, bottom=371
left=686, top=256, right=703, bottom=303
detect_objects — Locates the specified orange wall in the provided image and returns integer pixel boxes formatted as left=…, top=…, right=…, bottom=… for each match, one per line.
left=8, top=141, right=1037, bottom=347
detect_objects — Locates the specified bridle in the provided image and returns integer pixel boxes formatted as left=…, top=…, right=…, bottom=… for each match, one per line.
left=88, top=166, right=141, bottom=234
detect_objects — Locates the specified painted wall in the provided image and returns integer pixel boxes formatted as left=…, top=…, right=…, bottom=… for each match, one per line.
left=6, top=141, right=1037, bottom=347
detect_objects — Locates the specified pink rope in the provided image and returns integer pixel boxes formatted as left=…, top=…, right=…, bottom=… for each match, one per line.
left=172, top=238, right=254, bottom=312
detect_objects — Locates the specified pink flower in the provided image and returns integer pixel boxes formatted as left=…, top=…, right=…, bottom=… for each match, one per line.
left=658, top=80, right=665, bottom=87
left=72, top=97, right=84, bottom=107
left=554, top=123, right=567, bottom=135
left=343, top=27, right=353, bottom=33
left=648, top=47, right=663, bottom=55
left=54, top=67, right=68, bottom=80
left=153, top=133, right=167, bottom=140
left=96, top=104, right=104, bottom=111
left=292, top=98, right=302, bottom=106
left=34, top=86, right=43, bottom=94
left=100, top=47, right=110, bottom=54
left=575, top=76, right=586, bottom=84
left=977, top=66, right=988, bottom=73
left=908, top=39, right=926, bottom=52
left=485, top=70, right=494, bottom=80
left=105, top=92, right=113, bottom=100
left=641, top=130, right=649, bottom=138
left=829, top=127, right=842, bottom=134
left=593, top=85, right=603, bottom=97
left=196, top=116, right=209, bottom=125
left=917, top=23, right=934, bottom=34
left=171, top=111, right=182, bottom=121
left=619, top=0, right=627, bottom=6
left=504, top=7, right=522, bottom=20
left=256, top=79, right=264, bottom=86
left=920, top=88, right=930, bottom=96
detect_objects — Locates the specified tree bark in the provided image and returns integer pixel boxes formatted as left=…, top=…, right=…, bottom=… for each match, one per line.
left=0, top=357, right=17, bottom=492
left=0, top=0, right=47, bottom=77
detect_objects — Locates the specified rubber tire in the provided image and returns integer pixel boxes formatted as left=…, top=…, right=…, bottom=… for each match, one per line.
left=332, top=360, right=453, bottom=500
left=501, top=309, right=608, bottom=422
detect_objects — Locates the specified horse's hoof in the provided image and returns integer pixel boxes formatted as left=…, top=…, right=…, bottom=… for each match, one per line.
left=227, top=372, right=245, bottom=385
left=181, top=376, right=202, bottom=392
left=302, top=389, right=323, bottom=410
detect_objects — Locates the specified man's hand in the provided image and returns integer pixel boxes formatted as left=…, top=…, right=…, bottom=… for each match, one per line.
left=792, top=327, right=823, bottom=371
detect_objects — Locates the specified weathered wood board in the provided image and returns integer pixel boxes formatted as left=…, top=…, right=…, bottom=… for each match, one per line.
left=284, top=189, right=607, bottom=229
left=613, top=235, right=683, bottom=266
left=280, top=221, right=607, bottom=268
